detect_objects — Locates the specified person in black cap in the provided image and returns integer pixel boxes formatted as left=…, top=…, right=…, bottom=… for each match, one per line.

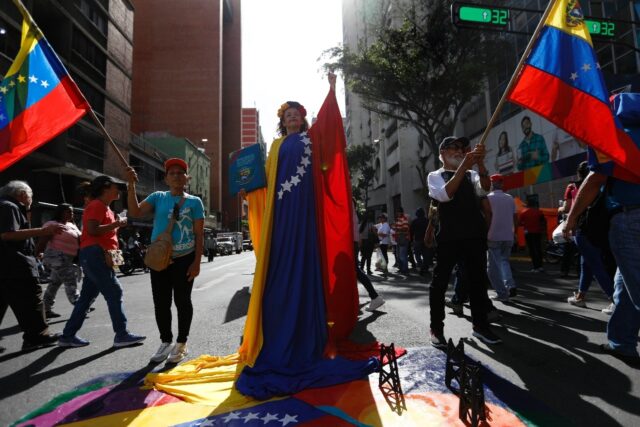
left=427, top=136, right=502, bottom=347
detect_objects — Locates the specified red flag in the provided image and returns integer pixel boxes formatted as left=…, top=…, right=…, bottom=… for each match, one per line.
left=310, top=89, right=358, bottom=353
left=0, top=1, right=90, bottom=171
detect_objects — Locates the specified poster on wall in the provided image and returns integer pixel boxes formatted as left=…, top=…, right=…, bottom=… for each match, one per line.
left=479, top=110, right=587, bottom=189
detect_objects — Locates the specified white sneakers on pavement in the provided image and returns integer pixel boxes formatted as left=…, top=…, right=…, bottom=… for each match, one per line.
left=366, top=296, right=386, bottom=312
left=168, top=342, right=188, bottom=363
left=150, top=342, right=173, bottom=363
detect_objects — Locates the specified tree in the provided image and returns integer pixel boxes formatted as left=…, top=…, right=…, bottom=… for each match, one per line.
left=346, top=143, right=377, bottom=209
left=325, top=0, right=507, bottom=196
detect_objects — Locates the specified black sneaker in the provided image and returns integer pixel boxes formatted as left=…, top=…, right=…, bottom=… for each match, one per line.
left=430, top=330, right=447, bottom=349
left=22, top=333, right=60, bottom=350
left=45, top=310, right=61, bottom=318
left=508, top=287, right=518, bottom=297
left=472, top=327, right=502, bottom=345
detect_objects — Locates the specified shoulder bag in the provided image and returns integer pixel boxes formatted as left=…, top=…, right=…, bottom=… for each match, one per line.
left=144, top=197, right=186, bottom=272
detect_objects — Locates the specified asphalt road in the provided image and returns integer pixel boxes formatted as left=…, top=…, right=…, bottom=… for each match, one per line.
left=1, top=251, right=639, bottom=426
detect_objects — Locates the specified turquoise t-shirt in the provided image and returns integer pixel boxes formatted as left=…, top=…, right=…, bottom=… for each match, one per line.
left=144, top=192, right=205, bottom=257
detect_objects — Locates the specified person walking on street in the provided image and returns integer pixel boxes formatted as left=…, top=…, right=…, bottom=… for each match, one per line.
left=519, top=197, right=546, bottom=272
left=35, top=203, right=81, bottom=318
left=0, top=181, right=64, bottom=350
left=58, top=176, right=146, bottom=348
left=127, top=158, right=205, bottom=364
left=393, top=207, right=410, bottom=275
left=358, top=211, right=376, bottom=275
left=427, top=136, right=501, bottom=348
left=411, top=207, right=428, bottom=275
left=205, top=235, right=216, bottom=262
left=376, top=213, right=391, bottom=275
left=486, top=174, right=518, bottom=301
left=353, top=203, right=384, bottom=311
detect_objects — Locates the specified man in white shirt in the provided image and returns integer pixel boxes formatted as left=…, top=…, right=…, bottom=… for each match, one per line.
left=377, top=214, right=391, bottom=275
left=427, top=136, right=502, bottom=348
left=486, top=174, right=517, bottom=302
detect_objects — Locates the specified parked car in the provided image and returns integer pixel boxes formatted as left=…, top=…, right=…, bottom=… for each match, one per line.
left=242, top=240, right=253, bottom=251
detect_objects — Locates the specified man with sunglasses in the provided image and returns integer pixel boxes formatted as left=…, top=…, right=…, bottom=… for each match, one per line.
left=427, top=136, right=502, bottom=348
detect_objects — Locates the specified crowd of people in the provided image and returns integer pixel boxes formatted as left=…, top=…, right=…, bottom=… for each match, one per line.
left=1, top=77, right=639, bottom=409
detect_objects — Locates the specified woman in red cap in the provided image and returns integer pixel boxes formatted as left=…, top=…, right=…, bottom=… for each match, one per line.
left=126, top=158, right=205, bottom=364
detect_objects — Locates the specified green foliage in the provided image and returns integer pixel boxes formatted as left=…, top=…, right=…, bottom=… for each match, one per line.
left=325, top=0, right=508, bottom=196
left=346, top=143, right=377, bottom=208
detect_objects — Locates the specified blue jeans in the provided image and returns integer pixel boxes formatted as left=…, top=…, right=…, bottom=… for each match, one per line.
left=397, top=242, right=409, bottom=273
left=63, top=245, right=129, bottom=339
left=607, top=210, right=640, bottom=356
left=575, top=231, right=614, bottom=297
left=487, top=240, right=515, bottom=298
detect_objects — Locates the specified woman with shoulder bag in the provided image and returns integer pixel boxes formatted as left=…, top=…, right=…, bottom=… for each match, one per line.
left=58, top=176, right=145, bottom=348
left=126, top=158, right=205, bottom=364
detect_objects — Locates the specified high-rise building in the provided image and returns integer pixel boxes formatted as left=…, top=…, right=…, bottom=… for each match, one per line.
left=131, top=0, right=242, bottom=230
left=241, top=108, right=264, bottom=148
left=0, top=0, right=167, bottom=222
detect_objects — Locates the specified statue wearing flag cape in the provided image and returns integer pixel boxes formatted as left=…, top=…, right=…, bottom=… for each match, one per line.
left=145, top=73, right=388, bottom=405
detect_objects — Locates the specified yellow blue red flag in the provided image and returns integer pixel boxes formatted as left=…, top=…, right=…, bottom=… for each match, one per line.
left=0, top=0, right=90, bottom=171
left=507, top=0, right=640, bottom=181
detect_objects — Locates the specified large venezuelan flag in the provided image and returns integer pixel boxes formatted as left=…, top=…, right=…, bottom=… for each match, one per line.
left=508, top=0, right=640, bottom=181
left=0, top=0, right=90, bottom=171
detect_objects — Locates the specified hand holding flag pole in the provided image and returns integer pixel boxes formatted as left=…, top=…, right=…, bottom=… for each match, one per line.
left=477, top=0, right=556, bottom=147
left=0, top=0, right=130, bottom=172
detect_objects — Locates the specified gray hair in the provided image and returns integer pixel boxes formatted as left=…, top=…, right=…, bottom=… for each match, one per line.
left=0, top=180, right=33, bottom=198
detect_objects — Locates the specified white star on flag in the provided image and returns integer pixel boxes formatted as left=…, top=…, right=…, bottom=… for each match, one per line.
left=290, top=175, right=301, bottom=186
left=279, top=414, right=298, bottom=426
left=570, top=72, right=578, bottom=81
left=304, top=146, right=311, bottom=156
left=243, top=412, right=261, bottom=423
left=296, top=166, right=306, bottom=176
left=300, top=157, right=310, bottom=167
left=596, top=62, right=601, bottom=69
left=0, top=86, right=7, bottom=94
left=581, top=63, right=591, bottom=72
left=261, top=413, right=279, bottom=423
left=0, top=114, right=5, bottom=122
left=281, top=180, right=292, bottom=192
left=278, top=189, right=284, bottom=200
left=9, top=81, right=15, bottom=87
left=40, top=80, right=49, bottom=88
left=200, top=419, right=216, bottom=427
left=29, top=75, right=38, bottom=83
left=301, top=136, right=311, bottom=146
left=222, top=411, right=241, bottom=422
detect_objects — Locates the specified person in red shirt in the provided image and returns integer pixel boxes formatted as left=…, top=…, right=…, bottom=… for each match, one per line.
left=58, top=176, right=146, bottom=348
left=519, top=197, right=546, bottom=272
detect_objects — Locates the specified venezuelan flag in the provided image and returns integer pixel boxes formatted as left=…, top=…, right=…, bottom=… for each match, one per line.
left=508, top=0, right=640, bottom=182
left=0, top=0, right=90, bottom=171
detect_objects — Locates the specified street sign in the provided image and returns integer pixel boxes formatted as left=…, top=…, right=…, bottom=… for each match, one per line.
left=458, top=5, right=509, bottom=27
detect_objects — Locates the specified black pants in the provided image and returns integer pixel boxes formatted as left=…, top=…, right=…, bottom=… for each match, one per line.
left=525, top=233, right=544, bottom=269
left=379, top=244, right=389, bottom=268
left=150, top=251, right=195, bottom=343
left=207, top=249, right=214, bottom=262
left=359, top=239, right=375, bottom=272
left=354, top=243, right=378, bottom=299
left=0, top=276, right=49, bottom=341
left=430, top=239, right=489, bottom=333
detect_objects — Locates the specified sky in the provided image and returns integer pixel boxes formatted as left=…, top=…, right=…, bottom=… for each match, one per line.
left=241, top=0, right=345, bottom=143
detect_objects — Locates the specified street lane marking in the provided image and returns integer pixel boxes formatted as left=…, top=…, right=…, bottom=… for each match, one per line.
left=194, top=272, right=236, bottom=291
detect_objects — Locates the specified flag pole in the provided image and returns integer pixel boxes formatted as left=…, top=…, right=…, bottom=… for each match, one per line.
left=12, top=0, right=130, bottom=169
left=477, top=0, right=557, bottom=146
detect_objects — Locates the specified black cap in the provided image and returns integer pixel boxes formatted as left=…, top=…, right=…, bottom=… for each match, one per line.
left=90, top=175, right=116, bottom=195
left=439, top=136, right=470, bottom=151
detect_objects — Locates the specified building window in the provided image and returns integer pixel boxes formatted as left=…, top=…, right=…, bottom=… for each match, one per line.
left=71, top=28, right=106, bottom=78
left=74, top=0, right=107, bottom=35
left=389, top=163, right=399, bottom=176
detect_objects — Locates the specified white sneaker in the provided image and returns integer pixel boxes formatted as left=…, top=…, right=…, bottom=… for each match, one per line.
left=167, top=342, right=188, bottom=363
left=602, top=302, right=615, bottom=315
left=150, top=342, right=173, bottom=363
left=366, top=296, right=386, bottom=312
left=567, top=293, right=587, bottom=308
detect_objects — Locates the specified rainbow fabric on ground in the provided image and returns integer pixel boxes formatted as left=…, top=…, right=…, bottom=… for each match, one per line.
left=12, top=347, right=564, bottom=427
left=507, top=0, right=640, bottom=182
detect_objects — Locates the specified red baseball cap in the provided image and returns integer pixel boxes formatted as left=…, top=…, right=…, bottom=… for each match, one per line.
left=164, top=158, right=188, bottom=173
left=490, top=174, right=504, bottom=182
